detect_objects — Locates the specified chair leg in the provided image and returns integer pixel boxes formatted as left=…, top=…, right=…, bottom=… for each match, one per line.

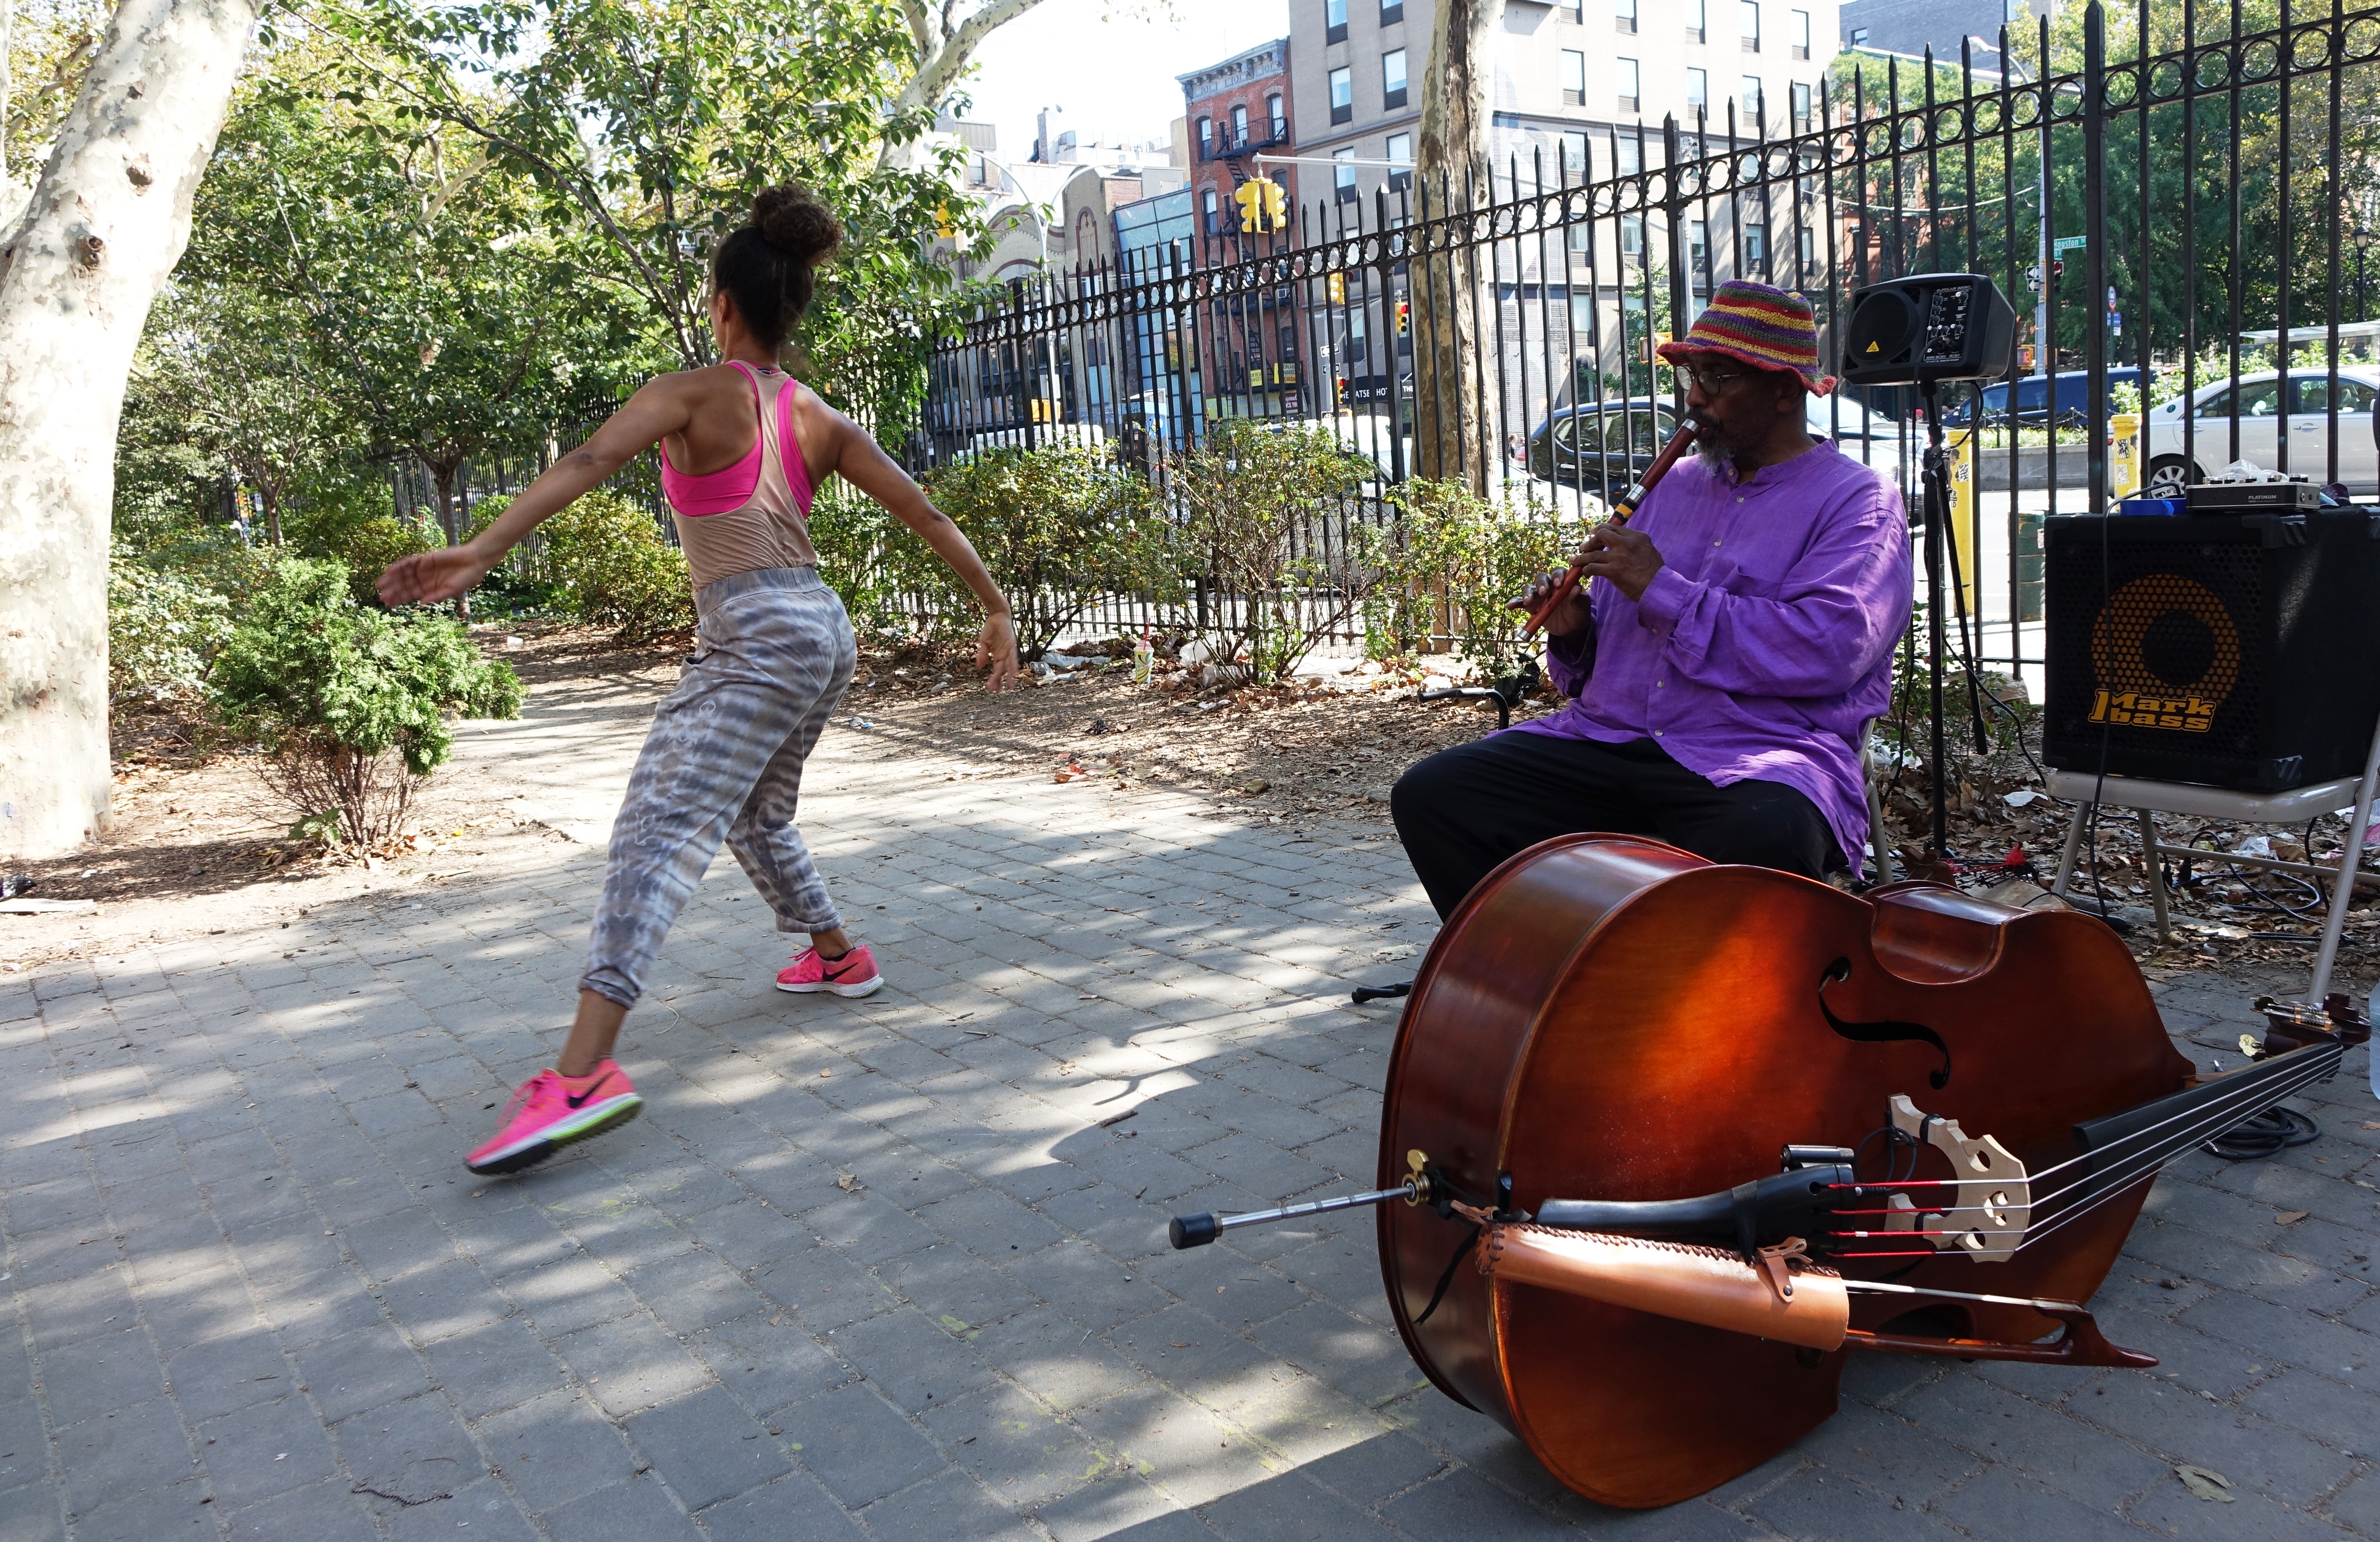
left=1865, top=778, right=1894, bottom=884
left=2052, top=803, right=2091, bottom=898
left=2311, top=716, right=2380, bottom=1004
left=2136, top=807, right=2171, bottom=942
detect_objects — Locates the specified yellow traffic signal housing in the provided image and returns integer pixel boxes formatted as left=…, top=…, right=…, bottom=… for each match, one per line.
left=1326, top=271, right=1347, bottom=305
left=1394, top=298, right=1410, bottom=335
left=1233, top=180, right=1265, bottom=233
left=1261, top=179, right=1288, bottom=231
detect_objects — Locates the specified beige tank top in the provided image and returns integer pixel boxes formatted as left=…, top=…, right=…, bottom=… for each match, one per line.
left=661, top=361, right=820, bottom=595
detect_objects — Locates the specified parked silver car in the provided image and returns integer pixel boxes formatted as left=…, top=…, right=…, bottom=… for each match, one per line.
left=2142, top=367, right=2380, bottom=497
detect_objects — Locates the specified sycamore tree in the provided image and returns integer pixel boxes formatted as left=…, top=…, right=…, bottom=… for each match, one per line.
left=171, top=31, right=621, bottom=593
left=0, top=0, right=262, bottom=860
left=1410, top=0, right=1498, bottom=489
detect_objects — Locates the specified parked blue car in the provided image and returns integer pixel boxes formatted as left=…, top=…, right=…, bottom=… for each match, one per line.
left=1942, top=368, right=2147, bottom=428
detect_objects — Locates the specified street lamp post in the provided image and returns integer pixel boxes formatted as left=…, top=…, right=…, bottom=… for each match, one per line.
left=2355, top=224, right=2374, bottom=325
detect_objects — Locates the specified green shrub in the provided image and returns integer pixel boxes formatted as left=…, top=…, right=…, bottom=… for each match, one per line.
left=1168, top=420, right=1378, bottom=683
left=924, top=445, right=1173, bottom=660
left=539, top=492, right=695, bottom=644
left=109, top=551, right=236, bottom=705
left=809, top=483, right=952, bottom=644
left=210, top=559, right=524, bottom=843
left=1372, top=481, right=1590, bottom=678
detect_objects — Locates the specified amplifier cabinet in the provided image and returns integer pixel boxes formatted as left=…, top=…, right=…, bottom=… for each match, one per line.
left=2042, top=511, right=2380, bottom=792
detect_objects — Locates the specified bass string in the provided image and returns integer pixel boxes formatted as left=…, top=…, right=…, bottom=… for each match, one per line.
left=2011, top=1044, right=2340, bottom=1190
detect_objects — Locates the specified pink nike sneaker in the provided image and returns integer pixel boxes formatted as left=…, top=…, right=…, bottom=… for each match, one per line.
left=775, top=943, right=883, bottom=998
left=465, top=1060, right=643, bottom=1175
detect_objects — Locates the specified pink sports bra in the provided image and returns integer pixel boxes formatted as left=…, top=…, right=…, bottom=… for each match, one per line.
left=660, top=360, right=819, bottom=592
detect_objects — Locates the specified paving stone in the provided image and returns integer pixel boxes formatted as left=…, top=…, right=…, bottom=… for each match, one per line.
left=380, top=1478, right=543, bottom=1542
left=859, top=1465, right=1040, bottom=1542
left=35, top=1333, right=169, bottom=1430
left=538, top=1471, right=704, bottom=1542
left=419, top=1314, right=568, bottom=1421
left=552, top=1310, right=717, bottom=1419
left=220, top=1476, right=382, bottom=1542
left=54, top=1397, right=196, bottom=1519
left=623, top=1385, right=793, bottom=1510
left=332, top=1392, right=487, bottom=1509
left=195, top=1394, right=340, bottom=1508
left=778, top=1381, right=944, bottom=1508
left=697, top=1472, right=871, bottom=1542
left=1930, top=1465, right=2151, bottom=1542
left=476, top=1389, right=635, bottom=1513
left=297, top=1324, right=433, bottom=1423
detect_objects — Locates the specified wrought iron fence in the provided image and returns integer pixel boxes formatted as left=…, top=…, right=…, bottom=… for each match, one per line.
left=900, top=0, right=2380, bottom=679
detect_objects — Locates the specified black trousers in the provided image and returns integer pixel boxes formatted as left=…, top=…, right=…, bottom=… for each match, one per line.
left=1390, top=732, right=1843, bottom=920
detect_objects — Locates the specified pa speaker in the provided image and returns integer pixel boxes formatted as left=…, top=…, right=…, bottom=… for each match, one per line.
left=1838, top=274, right=2016, bottom=386
left=2042, top=511, right=2380, bottom=791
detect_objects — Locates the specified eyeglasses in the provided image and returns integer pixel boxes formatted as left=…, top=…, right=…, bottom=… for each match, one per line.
left=1672, top=363, right=1756, bottom=395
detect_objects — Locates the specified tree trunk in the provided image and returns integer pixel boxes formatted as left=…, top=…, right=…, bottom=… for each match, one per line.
left=1411, top=0, right=1499, bottom=492
left=0, top=0, right=256, bottom=860
left=430, top=458, right=470, bottom=622
left=876, top=0, right=1050, bottom=173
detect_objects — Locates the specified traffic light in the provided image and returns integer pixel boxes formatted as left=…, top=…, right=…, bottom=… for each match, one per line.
left=1394, top=298, right=1410, bottom=335
left=1261, top=179, right=1287, bottom=232
left=1326, top=271, right=1346, bottom=305
left=1233, top=180, right=1265, bottom=233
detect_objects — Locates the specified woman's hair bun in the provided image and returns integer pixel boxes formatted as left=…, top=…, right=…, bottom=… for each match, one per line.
left=753, top=184, right=843, bottom=264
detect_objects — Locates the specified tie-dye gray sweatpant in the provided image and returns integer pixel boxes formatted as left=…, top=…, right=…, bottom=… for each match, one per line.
left=580, top=567, right=857, bottom=1008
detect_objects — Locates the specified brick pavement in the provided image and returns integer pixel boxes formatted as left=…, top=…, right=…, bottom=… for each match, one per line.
left=3, top=705, right=2378, bottom=1541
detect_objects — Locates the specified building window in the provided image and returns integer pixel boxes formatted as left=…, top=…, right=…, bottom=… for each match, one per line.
left=1562, top=0, right=1582, bottom=19
left=1686, top=67, right=1707, bottom=109
left=1685, top=0, right=1705, bottom=42
left=1334, top=145, right=1359, bottom=203
left=1381, top=0, right=1403, bottom=22
left=1742, top=75, right=1763, bottom=120
left=1198, top=117, right=1212, bottom=156
left=1689, top=218, right=1708, bottom=276
left=1326, top=0, right=1348, bottom=43
left=1570, top=220, right=1594, bottom=253
left=1383, top=49, right=1408, bottom=109
left=1386, top=131, right=1413, bottom=190
left=1790, top=8, right=1810, bottom=59
left=1791, top=80, right=1812, bottom=132
left=1615, top=133, right=1642, bottom=175
left=1202, top=187, right=1219, bottom=234
left=1613, top=56, right=1636, bottom=112
left=1565, top=51, right=1590, bottom=107
left=1744, top=222, right=1768, bottom=273
left=1232, top=103, right=1249, bottom=145
left=1330, top=66, right=1353, bottom=124
left=1614, top=0, right=1636, bottom=32
left=1560, top=129, right=1590, bottom=177
left=1849, top=26, right=1866, bottom=48
left=1621, top=213, right=1644, bottom=257
left=1348, top=307, right=1369, bottom=362
left=1798, top=224, right=1816, bottom=272
left=1741, top=0, right=1760, bottom=51
left=1268, top=93, right=1285, bottom=139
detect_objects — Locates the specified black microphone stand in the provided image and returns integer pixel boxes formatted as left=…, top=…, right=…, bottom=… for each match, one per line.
left=1913, top=380, right=2000, bottom=862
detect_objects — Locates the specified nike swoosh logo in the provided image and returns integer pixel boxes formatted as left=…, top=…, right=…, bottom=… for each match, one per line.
left=566, top=1074, right=615, bottom=1110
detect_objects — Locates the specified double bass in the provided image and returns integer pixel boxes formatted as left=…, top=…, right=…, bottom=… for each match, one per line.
left=1172, top=835, right=2369, bottom=1507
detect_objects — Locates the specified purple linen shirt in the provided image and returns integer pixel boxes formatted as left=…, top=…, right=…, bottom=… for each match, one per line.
left=1511, top=438, right=1912, bottom=875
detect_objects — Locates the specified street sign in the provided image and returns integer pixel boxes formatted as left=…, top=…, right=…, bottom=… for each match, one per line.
left=2053, top=236, right=2088, bottom=253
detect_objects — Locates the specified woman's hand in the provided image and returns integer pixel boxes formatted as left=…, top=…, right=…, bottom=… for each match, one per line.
left=976, top=612, right=1020, bottom=692
left=378, top=544, right=497, bottom=607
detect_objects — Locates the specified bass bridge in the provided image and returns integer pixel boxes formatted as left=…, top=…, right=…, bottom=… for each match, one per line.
left=1871, top=1096, right=2033, bottom=1262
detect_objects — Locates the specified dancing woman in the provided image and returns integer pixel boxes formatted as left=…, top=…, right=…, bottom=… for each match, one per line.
left=378, top=185, right=1019, bottom=1175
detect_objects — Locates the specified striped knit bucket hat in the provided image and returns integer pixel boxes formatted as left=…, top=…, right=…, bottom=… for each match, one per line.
left=1657, top=279, right=1837, bottom=396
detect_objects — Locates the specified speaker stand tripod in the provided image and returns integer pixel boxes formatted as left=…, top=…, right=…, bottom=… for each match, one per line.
left=1913, top=379, right=1993, bottom=864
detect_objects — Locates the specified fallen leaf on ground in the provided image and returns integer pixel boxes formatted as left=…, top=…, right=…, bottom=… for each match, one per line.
left=2274, top=1210, right=2310, bottom=1225
left=835, top=1172, right=862, bottom=1193
left=1373, top=944, right=1420, bottom=963
left=2175, top=1465, right=2235, bottom=1503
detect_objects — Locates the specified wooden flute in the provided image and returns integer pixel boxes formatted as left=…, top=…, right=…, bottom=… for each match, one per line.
left=1520, top=417, right=1699, bottom=637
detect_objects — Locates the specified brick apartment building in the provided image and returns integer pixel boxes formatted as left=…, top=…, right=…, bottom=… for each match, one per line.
left=1178, top=38, right=1306, bottom=415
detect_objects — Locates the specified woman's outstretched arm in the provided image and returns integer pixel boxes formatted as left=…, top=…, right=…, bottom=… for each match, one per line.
left=376, top=379, right=695, bottom=606
left=827, top=415, right=1020, bottom=692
